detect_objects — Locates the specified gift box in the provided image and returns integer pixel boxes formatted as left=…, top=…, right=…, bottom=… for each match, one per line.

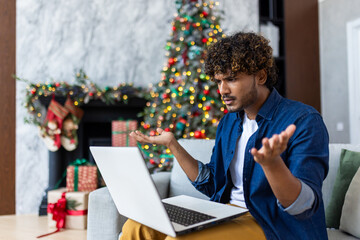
left=112, top=120, right=138, bottom=146
left=66, top=159, right=98, bottom=192
left=47, top=188, right=89, bottom=230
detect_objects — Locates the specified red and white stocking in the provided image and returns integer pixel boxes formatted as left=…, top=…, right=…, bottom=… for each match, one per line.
left=39, top=99, right=69, bottom=152
left=61, top=97, right=84, bottom=151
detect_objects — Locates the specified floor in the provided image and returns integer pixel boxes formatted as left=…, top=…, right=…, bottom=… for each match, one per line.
left=0, top=215, right=86, bottom=240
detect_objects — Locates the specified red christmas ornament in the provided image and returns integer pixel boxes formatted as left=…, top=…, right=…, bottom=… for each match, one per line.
left=55, top=82, right=60, bottom=87
left=31, top=89, right=36, bottom=95
left=202, top=38, right=208, bottom=43
left=149, top=159, right=155, bottom=165
left=192, top=23, right=197, bottom=28
left=143, top=124, right=150, bottom=129
left=205, top=106, right=211, bottom=111
left=89, top=92, right=94, bottom=97
left=162, top=93, right=169, bottom=99
left=179, top=118, right=187, bottom=124
left=201, top=132, right=207, bottom=139
left=202, top=11, right=208, bottom=17
left=164, top=128, right=171, bottom=132
left=194, top=130, right=202, bottom=139
left=203, top=89, right=210, bottom=95
left=224, top=109, right=229, bottom=114
left=172, top=26, right=176, bottom=31
left=150, top=130, right=156, bottom=136
left=193, top=111, right=200, bottom=117
left=168, top=58, right=175, bottom=66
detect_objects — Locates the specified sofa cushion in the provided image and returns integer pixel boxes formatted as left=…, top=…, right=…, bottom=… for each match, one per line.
left=325, top=148, right=360, bottom=228
left=340, top=167, right=360, bottom=238
left=327, top=229, right=360, bottom=240
left=169, top=139, right=215, bottom=199
left=323, top=145, right=360, bottom=210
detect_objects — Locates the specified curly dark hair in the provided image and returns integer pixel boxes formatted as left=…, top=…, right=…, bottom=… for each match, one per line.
left=204, top=32, right=277, bottom=89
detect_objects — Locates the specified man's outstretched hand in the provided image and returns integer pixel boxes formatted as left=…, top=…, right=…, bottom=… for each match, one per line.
left=129, top=128, right=176, bottom=148
left=251, top=124, right=302, bottom=207
left=131, top=127, right=199, bottom=181
left=251, top=124, right=296, bottom=168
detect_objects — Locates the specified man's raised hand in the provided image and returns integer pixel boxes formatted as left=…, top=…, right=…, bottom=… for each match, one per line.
left=129, top=128, right=176, bottom=148
left=251, top=124, right=296, bottom=168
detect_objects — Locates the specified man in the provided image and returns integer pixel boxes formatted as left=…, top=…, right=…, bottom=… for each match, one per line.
left=123, top=32, right=329, bottom=240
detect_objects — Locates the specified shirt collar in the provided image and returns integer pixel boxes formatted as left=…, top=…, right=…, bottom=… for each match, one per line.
left=256, top=88, right=282, bottom=121
left=235, top=88, right=282, bottom=121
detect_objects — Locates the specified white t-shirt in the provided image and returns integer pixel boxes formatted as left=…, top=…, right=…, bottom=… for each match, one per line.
left=229, top=113, right=258, bottom=208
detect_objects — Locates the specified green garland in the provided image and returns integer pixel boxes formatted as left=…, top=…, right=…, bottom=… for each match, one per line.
left=17, top=69, right=149, bottom=126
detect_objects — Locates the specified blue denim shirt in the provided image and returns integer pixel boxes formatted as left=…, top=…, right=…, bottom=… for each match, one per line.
left=191, top=89, right=329, bottom=240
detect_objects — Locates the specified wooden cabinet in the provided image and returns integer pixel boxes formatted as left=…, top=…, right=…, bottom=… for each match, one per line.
left=259, top=0, right=321, bottom=112
left=259, top=0, right=286, bottom=96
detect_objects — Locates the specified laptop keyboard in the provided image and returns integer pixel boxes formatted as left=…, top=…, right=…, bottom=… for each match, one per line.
left=163, top=202, right=216, bottom=226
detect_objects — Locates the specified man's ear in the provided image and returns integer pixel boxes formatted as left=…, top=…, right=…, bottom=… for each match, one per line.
left=256, top=69, right=267, bottom=85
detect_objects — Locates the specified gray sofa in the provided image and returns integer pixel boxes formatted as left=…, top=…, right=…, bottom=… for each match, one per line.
left=87, top=139, right=360, bottom=240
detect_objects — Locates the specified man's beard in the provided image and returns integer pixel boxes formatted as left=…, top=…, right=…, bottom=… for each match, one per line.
left=223, top=78, right=257, bottom=113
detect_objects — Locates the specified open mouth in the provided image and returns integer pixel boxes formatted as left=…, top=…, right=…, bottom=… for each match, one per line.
left=223, top=98, right=235, bottom=105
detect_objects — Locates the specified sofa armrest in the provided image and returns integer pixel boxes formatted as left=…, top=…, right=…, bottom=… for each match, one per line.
left=87, top=187, right=127, bottom=240
left=151, top=171, right=171, bottom=199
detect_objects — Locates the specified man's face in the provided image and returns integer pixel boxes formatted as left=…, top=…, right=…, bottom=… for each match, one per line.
left=214, top=72, right=258, bottom=113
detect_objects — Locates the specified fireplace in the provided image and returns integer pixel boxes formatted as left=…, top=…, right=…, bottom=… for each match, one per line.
left=38, top=97, right=146, bottom=215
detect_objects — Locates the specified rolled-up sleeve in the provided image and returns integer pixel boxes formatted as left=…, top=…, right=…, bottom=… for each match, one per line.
left=277, top=180, right=315, bottom=215
left=190, top=161, right=211, bottom=184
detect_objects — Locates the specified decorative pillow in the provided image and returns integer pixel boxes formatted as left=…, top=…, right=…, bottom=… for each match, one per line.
left=325, top=149, right=360, bottom=228
left=340, top=167, right=360, bottom=238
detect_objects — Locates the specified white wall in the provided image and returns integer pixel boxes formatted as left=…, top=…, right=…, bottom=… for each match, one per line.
left=319, top=0, right=360, bottom=143
left=16, top=0, right=258, bottom=214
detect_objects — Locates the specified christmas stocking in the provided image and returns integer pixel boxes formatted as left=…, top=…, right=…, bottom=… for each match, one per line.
left=39, top=99, right=69, bottom=152
left=61, top=97, right=84, bottom=151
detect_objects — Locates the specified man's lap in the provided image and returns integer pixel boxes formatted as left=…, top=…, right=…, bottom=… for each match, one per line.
left=120, top=212, right=266, bottom=240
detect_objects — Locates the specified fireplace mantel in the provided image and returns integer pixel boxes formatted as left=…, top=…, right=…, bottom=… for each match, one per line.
left=38, top=96, right=146, bottom=215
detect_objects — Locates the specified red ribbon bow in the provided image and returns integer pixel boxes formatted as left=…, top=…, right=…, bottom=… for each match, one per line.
left=37, top=191, right=88, bottom=238
left=37, top=192, right=67, bottom=238
left=48, top=192, right=67, bottom=229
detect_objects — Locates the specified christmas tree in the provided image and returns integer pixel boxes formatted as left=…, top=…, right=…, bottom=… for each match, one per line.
left=139, top=0, right=227, bottom=172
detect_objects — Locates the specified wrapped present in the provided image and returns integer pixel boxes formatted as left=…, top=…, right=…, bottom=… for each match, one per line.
left=112, top=120, right=138, bottom=146
left=47, top=188, right=89, bottom=230
left=66, top=158, right=98, bottom=192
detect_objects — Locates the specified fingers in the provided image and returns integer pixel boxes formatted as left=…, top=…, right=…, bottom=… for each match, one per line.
left=156, top=128, right=164, bottom=134
left=271, top=134, right=279, bottom=148
left=251, top=124, right=296, bottom=163
left=276, top=124, right=296, bottom=148
left=129, top=130, right=150, bottom=143
left=251, top=138, right=270, bottom=163
left=262, top=138, right=271, bottom=152
left=251, top=147, right=264, bottom=163
left=284, top=124, right=296, bottom=139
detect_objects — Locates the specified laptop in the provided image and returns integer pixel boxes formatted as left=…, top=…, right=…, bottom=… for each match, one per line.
left=90, top=146, right=248, bottom=237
